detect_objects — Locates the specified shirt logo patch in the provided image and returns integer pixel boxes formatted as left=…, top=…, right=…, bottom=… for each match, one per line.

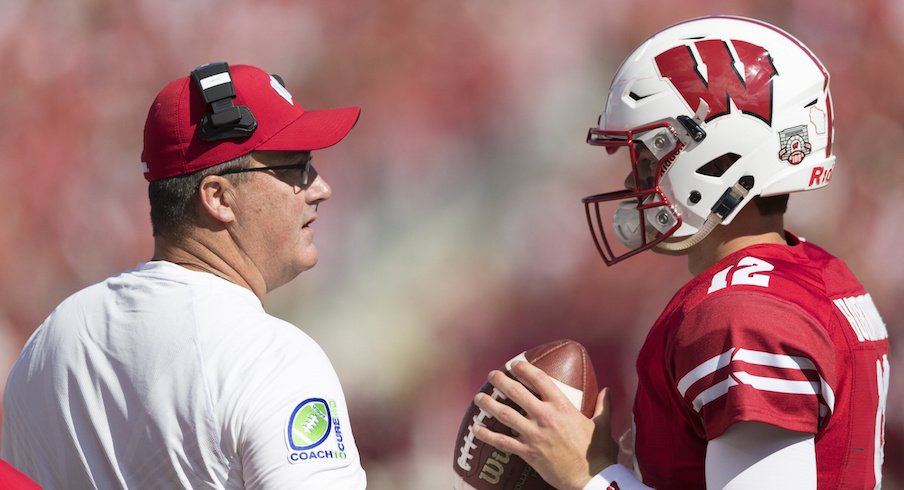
left=288, top=398, right=331, bottom=450
left=286, top=398, right=349, bottom=463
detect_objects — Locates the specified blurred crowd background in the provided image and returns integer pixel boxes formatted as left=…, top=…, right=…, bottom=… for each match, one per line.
left=1, top=0, right=902, bottom=488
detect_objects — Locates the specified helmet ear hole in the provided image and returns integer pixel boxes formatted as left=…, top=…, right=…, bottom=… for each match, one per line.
left=696, top=153, right=741, bottom=177
left=754, top=194, right=790, bottom=215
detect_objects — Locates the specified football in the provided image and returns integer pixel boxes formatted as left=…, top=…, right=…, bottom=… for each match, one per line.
left=452, top=339, right=599, bottom=490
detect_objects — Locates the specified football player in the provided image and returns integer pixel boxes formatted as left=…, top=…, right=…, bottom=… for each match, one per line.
left=473, top=15, right=889, bottom=489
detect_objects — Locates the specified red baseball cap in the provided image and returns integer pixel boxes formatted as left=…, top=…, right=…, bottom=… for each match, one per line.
left=141, top=63, right=361, bottom=181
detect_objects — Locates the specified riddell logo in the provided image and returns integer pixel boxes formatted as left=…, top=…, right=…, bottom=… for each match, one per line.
left=809, top=165, right=833, bottom=187
left=655, top=39, right=777, bottom=125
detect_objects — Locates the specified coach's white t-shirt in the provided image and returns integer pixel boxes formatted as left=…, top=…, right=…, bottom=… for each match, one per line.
left=1, top=261, right=366, bottom=489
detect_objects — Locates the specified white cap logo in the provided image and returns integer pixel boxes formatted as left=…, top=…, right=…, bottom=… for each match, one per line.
left=270, top=75, right=294, bottom=105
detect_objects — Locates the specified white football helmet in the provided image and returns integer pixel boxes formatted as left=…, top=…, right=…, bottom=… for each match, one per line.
left=583, top=15, right=835, bottom=265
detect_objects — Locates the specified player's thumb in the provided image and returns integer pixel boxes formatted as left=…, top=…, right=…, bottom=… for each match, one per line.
left=593, top=387, right=610, bottom=420
left=590, top=387, right=619, bottom=468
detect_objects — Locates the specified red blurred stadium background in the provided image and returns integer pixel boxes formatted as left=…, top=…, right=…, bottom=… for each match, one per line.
left=1, top=1, right=901, bottom=488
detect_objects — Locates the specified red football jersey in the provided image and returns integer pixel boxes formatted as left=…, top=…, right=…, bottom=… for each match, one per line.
left=633, top=234, right=889, bottom=489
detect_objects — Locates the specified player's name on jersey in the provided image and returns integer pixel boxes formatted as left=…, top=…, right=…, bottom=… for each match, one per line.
left=833, top=294, right=888, bottom=342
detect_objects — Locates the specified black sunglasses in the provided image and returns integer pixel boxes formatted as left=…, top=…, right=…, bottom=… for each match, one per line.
left=217, top=155, right=313, bottom=186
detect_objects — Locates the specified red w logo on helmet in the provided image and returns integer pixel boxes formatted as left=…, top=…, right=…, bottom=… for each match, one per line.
left=655, top=40, right=776, bottom=126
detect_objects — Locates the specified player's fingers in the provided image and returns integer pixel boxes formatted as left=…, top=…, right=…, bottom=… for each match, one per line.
left=509, top=360, right=573, bottom=409
left=617, top=426, right=634, bottom=468
left=473, top=391, right=532, bottom=436
left=485, top=369, right=544, bottom=414
left=472, top=421, right=529, bottom=456
left=618, top=427, right=632, bottom=447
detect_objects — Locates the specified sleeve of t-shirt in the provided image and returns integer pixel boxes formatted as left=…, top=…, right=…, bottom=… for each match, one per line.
left=222, top=321, right=366, bottom=489
left=582, top=423, right=817, bottom=490
left=705, top=421, right=816, bottom=488
left=670, top=292, right=836, bottom=440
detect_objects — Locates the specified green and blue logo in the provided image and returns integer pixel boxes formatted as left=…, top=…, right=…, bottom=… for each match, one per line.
left=287, top=398, right=332, bottom=450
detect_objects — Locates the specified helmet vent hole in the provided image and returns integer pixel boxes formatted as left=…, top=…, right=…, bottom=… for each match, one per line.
left=805, top=99, right=818, bottom=107
left=696, top=153, right=741, bottom=177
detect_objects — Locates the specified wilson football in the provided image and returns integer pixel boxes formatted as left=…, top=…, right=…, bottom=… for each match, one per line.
left=452, top=339, right=598, bottom=489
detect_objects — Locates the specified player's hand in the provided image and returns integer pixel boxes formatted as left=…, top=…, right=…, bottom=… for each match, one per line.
left=617, top=427, right=634, bottom=469
left=472, top=360, right=618, bottom=490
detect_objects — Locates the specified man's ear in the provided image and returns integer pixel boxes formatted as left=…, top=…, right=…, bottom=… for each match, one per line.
left=197, top=176, right=237, bottom=224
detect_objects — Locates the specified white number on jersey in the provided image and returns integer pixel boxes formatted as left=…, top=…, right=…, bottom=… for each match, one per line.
left=707, top=257, right=775, bottom=294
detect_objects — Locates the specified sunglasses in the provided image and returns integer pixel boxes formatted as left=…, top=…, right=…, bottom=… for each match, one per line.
left=217, top=154, right=313, bottom=186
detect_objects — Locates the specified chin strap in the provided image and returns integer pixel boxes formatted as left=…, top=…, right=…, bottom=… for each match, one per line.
left=655, top=214, right=720, bottom=252
left=655, top=176, right=755, bottom=252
